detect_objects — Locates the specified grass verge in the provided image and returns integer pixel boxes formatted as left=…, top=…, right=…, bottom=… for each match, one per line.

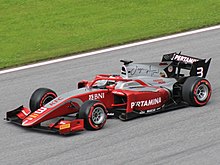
left=0, top=0, right=220, bottom=69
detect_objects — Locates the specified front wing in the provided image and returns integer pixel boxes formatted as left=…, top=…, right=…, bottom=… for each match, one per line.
left=5, top=106, right=84, bottom=135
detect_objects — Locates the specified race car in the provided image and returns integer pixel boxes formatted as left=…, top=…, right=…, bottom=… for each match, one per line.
left=5, top=52, right=212, bottom=135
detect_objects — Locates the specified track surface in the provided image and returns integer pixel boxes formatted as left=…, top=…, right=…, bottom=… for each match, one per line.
left=1, top=29, right=220, bottom=165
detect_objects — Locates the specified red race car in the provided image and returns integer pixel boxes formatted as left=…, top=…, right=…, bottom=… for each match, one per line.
left=5, top=52, right=212, bottom=135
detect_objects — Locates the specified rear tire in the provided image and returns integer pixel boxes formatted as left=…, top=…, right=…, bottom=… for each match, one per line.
left=29, top=88, right=57, bottom=112
left=182, top=77, right=211, bottom=106
left=79, top=100, right=107, bottom=130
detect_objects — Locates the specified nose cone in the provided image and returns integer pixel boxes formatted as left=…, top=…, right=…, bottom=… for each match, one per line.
left=22, top=119, right=31, bottom=126
left=21, top=106, right=49, bottom=126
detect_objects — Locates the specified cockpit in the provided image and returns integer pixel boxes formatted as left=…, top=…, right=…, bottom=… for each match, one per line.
left=92, top=79, right=116, bottom=89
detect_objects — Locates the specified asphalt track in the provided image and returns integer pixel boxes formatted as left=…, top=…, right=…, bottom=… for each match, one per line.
left=1, top=28, right=220, bottom=165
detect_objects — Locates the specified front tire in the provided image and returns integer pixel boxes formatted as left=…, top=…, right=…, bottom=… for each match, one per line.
left=182, top=76, right=211, bottom=106
left=29, top=88, right=57, bottom=112
left=79, top=100, right=107, bottom=130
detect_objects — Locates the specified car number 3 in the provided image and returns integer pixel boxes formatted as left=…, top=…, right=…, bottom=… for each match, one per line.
left=197, top=67, right=203, bottom=77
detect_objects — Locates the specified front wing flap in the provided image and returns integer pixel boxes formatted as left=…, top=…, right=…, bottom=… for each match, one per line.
left=5, top=106, right=31, bottom=125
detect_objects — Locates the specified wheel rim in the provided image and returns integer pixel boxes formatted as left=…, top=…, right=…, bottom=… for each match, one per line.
left=91, top=107, right=105, bottom=125
left=195, top=84, right=209, bottom=101
left=42, top=95, right=55, bottom=106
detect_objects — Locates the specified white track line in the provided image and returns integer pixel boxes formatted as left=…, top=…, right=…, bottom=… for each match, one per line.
left=1, top=24, right=220, bottom=75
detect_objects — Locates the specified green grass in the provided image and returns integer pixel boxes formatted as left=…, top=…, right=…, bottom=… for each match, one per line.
left=1, top=0, right=220, bottom=69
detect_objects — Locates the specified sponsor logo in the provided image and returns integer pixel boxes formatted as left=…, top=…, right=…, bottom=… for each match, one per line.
left=168, top=65, right=173, bottom=72
left=153, top=79, right=165, bottom=84
left=34, top=106, right=47, bottom=114
left=47, top=97, right=64, bottom=107
left=129, top=65, right=159, bottom=76
left=107, top=113, right=114, bottom=116
left=147, top=109, right=156, bottom=113
left=89, top=93, right=105, bottom=100
left=131, top=97, right=161, bottom=109
left=21, top=109, right=29, bottom=116
left=172, top=54, right=199, bottom=64
left=138, top=106, right=164, bottom=114
left=59, top=123, right=70, bottom=130
left=24, top=111, right=43, bottom=121
left=139, top=111, right=146, bottom=114
left=138, top=109, right=157, bottom=114
left=29, top=114, right=39, bottom=118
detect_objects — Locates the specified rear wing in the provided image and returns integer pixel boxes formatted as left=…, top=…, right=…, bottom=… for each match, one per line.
left=162, top=52, right=211, bottom=78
